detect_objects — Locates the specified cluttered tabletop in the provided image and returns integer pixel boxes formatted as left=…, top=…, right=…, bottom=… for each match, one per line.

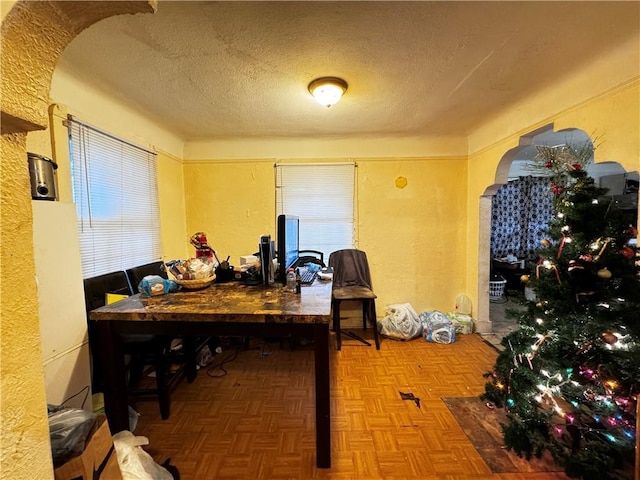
left=89, top=275, right=333, bottom=324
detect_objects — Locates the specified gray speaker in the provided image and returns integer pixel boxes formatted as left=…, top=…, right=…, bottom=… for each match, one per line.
left=28, top=152, right=58, bottom=200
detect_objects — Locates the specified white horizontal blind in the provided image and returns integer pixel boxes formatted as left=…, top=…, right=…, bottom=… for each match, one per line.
left=275, top=163, right=355, bottom=259
left=68, top=118, right=162, bottom=278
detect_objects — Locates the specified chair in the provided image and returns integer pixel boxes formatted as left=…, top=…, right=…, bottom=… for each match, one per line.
left=296, top=250, right=326, bottom=268
left=328, top=249, right=380, bottom=350
left=127, top=261, right=207, bottom=382
left=83, top=271, right=193, bottom=420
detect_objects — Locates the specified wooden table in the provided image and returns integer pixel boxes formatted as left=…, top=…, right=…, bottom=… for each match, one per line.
left=89, top=280, right=333, bottom=468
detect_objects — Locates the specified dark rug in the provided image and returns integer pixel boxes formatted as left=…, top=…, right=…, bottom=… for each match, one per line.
left=442, top=397, right=563, bottom=474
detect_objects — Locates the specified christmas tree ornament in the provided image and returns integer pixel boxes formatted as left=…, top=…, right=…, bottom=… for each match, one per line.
left=624, top=224, right=638, bottom=237
left=619, top=246, right=634, bottom=259
left=520, top=274, right=530, bottom=284
left=481, top=139, right=638, bottom=480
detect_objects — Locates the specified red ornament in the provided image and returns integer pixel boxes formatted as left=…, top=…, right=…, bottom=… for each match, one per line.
left=545, top=162, right=553, bottom=168
left=625, top=225, right=638, bottom=237
left=571, top=163, right=582, bottom=171
left=552, top=185, right=563, bottom=195
left=620, top=246, right=635, bottom=259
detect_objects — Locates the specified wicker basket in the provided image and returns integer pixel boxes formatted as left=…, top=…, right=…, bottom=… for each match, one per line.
left=174, top=275, right=215, bottom=290
left=489, top=278, right=507, bottom=301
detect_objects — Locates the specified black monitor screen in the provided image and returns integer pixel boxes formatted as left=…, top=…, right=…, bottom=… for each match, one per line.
left=277, top=214, right=299, bottom=283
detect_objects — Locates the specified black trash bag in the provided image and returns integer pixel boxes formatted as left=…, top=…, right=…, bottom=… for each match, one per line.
left=48, top=404, right=97, bottom=467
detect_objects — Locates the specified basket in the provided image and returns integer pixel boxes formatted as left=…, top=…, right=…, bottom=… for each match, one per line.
left=174, top=275, right=215, bottom=290
left=489, top=278, right=507, bottom=301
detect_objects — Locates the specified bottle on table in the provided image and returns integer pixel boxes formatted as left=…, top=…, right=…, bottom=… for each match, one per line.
left=295, top=268, right=302, bottom=294
left=286, top=268, right=297, bottom=292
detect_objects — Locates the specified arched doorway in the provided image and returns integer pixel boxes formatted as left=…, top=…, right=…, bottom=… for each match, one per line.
left=477, top=124, right=602, bottom=338
left=477, top=125, right=637, bottom=340
left=1, top=2, right=155, bottom=478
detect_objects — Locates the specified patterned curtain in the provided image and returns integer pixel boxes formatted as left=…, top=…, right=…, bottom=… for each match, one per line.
left=491, top=176, right=553, bottom=261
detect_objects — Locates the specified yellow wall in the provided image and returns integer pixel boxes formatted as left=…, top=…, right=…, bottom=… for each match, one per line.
left=183, top=160, right=276, bottom=262
left=1, top=133, right=54, bottom=480
left=357, top=157, right=468, bottom=312
left=183, top=156, right=468, bottom=313
left=157, top=150, right=189, bottom=260
left=2, top=2, right=638, bottom=478
left=465, top=30, right=639, bottom=321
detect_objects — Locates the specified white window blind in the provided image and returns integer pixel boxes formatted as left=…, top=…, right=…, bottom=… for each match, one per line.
left=275, top=163, right=355, bottom=259
left=68, top=117, right=162, bottom=278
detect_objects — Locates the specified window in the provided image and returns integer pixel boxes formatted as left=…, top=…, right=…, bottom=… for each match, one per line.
left=275, top=163, right=355, bottom=258
left=68, top=116, right=162, bottom=278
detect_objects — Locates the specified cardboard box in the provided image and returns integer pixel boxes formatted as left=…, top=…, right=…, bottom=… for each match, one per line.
left=54, top=414, right=122, bottom=480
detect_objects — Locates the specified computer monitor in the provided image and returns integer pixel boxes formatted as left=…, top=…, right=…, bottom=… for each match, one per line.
left=276, top=214, right=299, bottom=283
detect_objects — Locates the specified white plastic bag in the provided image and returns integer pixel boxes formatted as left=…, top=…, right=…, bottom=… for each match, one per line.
left=377, top=303, right=422, bottom=340
left=113, top=431, right=173, bottom=480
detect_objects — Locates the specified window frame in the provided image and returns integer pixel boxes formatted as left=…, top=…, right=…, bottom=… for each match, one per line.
left=275, top=162, right=357, bottom=259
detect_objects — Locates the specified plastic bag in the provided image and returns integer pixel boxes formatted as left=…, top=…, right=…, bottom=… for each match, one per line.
left=137, top=275, right=179, bottom=297
left=419, top=310, right=456, bottom=344
left=447, top=312, right=474, bottom=334
left=113, top=431, right=173, bottom=480
left=377, top=303, right=422, bottom=340
left=48, top=405, right=97, bottom=467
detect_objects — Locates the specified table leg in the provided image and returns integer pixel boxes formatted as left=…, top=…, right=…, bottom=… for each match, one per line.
left=314, top=323, right=331, bottom=468
left=96, top=320, right=129, bottom=433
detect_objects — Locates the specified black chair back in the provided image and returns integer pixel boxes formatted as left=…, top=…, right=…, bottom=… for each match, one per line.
left=83, top=271, right=133, bottom=313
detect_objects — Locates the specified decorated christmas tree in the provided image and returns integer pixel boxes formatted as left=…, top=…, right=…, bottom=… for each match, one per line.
left=483, top=141, right=639, bottom=479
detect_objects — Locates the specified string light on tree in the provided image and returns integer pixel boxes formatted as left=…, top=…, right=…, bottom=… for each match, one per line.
left=481, top=138, right=639, bottom=479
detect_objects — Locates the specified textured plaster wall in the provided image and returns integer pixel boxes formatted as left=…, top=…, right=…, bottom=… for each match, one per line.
left=466, top=61, right=639, bottom=327
left=1, top=132, right=53, bottom=480
left=183, top=160, right=276, bottom=260
left=157, top=150, right=189, bottom=260
left=51, top=66, right=184, bottom=159
left=183, top=157, right=468, bottom=313
left=1, top=2, right=156, bottom=479
left=357, top=157, right=468, bottom=313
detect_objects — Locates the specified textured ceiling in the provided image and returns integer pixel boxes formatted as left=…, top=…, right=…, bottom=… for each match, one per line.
left=57, top=1, right=640, bottom=142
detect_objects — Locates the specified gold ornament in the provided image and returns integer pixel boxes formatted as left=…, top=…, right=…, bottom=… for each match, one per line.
left=597, top=268, right=612, bottom=279
left=541, top=239, right=551, bottom=248
left=520, top=274, right=530, bottom=284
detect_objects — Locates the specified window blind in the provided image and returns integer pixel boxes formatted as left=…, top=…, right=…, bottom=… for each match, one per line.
left=68, top=117, right=162, bottom=278
left=275, top=163, right=355, bottom=258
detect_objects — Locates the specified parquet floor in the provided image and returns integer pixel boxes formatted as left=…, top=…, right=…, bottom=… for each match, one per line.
left=133, top=333, right=570, bottom=480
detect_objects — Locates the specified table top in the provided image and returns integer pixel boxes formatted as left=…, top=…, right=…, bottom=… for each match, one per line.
left=89, top=280, right=333, bottom=324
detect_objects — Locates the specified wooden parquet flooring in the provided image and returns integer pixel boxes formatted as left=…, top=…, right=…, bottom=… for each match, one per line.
left=133, top=333, right=570, bottom=479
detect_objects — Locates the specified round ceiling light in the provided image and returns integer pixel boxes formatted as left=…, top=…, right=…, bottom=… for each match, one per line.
left=308, top=77, right=348, bottom=107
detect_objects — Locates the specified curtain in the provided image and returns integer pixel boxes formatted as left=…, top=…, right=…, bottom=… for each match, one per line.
left=491, top=176, right=553, bottom=261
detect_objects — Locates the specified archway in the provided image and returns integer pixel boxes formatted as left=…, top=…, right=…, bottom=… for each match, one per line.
left=476, top=124, right=637, bottom=337
left=1, top=2, right=155, bottom=478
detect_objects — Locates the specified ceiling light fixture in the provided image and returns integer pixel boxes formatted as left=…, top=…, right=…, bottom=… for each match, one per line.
left=308, top=77, right=348, bottom=107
